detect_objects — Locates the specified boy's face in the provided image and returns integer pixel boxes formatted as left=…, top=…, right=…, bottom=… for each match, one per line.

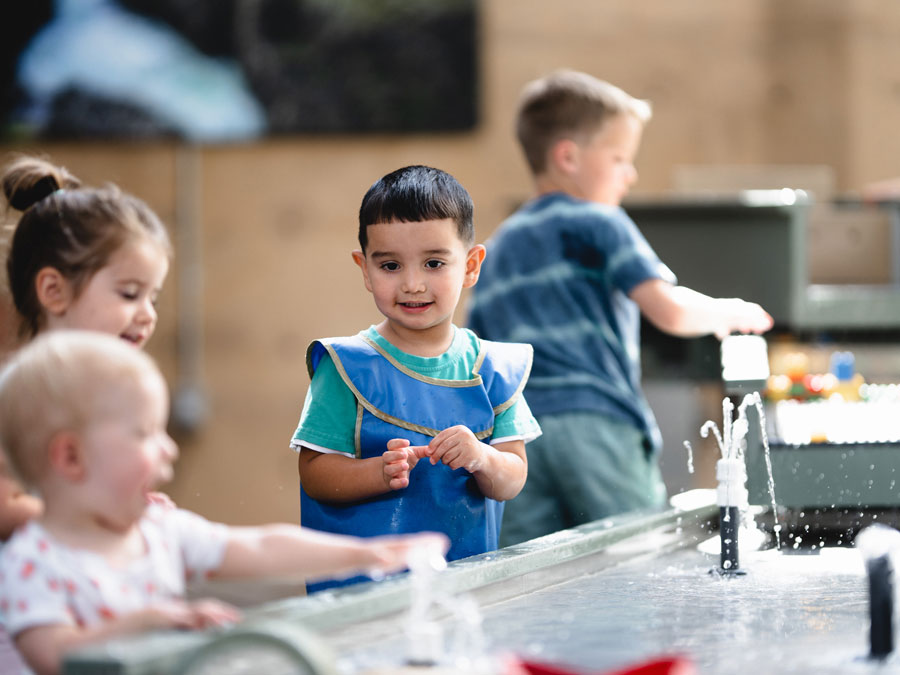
left=568, top=113, right=643, bottom=206
left=46, top=237, right=169, bottom=348
left=352, top=219, right=485, bottom=351
left=79, top=371, right=177, bottom=531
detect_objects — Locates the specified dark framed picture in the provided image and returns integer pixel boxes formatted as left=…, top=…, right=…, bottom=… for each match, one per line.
left=0, top=0, right=478, bottom=142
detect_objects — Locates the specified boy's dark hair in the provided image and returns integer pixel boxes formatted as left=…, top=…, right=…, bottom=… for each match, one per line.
left=358, top=165, right=474, bottom=251
left=516, top=69, right=652, bottom=175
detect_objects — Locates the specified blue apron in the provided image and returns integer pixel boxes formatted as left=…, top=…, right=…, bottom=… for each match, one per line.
left=301, top=332, right=531, bottom=591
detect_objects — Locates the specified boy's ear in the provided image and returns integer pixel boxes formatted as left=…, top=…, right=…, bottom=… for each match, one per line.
left=35, top=267, right=74, bottom=316
left=47, top=431, right=86, bottom=482
left=550, top=138, right=580, bottom=176
left=351, top=250, right=373, bottom=292
left=463, top=244, right=487, bottom=288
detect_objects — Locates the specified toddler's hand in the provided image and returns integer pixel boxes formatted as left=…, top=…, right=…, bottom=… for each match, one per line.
left=364, top=531, right=450, bottom=576
left=136, top=598, right=240, bottom=631
left=186, top=598, right=242, bottom=628
left=382, top=439, right=422, bottom=491
left=420, top=425, right=487, bottom=473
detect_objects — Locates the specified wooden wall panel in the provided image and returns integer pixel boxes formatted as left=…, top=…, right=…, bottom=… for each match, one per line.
left=1, top=0, right=899, bottom=524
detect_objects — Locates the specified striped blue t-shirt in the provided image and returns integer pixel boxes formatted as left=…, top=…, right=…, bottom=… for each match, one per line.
left=467, top=192, right=676, bottom=452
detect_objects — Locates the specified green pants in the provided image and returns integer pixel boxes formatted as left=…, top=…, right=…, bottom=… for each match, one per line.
left=500, top=410, right=667, bottom=547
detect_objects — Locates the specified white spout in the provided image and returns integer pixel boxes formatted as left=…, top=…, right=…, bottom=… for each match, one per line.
left=716, top=457, right=748, bottom=509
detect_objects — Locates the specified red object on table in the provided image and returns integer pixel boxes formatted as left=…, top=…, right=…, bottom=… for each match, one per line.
left=513, top=656, right=695, bottom=675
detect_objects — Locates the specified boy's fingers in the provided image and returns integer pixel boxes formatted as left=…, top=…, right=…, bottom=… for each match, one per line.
left=383, top=449, right=410, bottom=463
left=383, top=462, right=404, bottom=477
left=409, top=445, right=431, bottom=459
left=389, top=476, right=409, bottom=490
left=429, top=436, right=462, bottom=465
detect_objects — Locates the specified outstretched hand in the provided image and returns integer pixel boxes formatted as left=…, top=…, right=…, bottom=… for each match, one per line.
left=364, top=531, right=450, bottom=576
left=715, top=299, right=774, bottom=340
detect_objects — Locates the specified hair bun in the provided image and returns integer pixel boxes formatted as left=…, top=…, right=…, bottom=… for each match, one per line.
left=2, top=156, right=80, bottom=212
left=7, top=174, right=60, bottom=211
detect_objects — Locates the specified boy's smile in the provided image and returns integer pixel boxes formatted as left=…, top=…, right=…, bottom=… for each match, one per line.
left=353, top=218, right=485, bottom=356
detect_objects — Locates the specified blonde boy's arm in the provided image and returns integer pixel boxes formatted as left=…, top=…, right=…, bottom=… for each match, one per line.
left=862, top=176, right=900, bottom=201
left=15, top=601, right=239, bottom=675
left=214, top=525, right=447, bottom=581
left=298, top=448, right=398, bottom=502
left=630, top=278, right=773, bottom=339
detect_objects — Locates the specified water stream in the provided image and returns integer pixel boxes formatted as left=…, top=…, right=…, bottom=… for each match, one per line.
left=688, top=393, right=781, bottom=550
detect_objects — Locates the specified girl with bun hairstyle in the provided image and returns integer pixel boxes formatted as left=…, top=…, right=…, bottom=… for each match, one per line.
left=3, top=154, right=171, bottom=346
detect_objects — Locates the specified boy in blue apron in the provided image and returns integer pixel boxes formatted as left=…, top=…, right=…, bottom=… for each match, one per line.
left=290, top=165, right=541, bottom=592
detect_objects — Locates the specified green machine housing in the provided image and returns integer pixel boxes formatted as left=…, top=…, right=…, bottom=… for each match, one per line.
left=626, top=192, right=900, bottom=511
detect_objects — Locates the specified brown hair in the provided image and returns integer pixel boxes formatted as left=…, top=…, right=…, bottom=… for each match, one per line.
left=515, top=69, right=652, bottom=175
left=2, top=155, right=172, bottom=339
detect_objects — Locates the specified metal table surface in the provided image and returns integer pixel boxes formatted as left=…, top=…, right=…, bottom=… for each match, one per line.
left=65, top=491, right=886, bottom=675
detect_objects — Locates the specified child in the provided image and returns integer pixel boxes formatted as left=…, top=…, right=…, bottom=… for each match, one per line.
left=290, top=165, right=541, bottom=591
left=467, top=70, right=774, bottom=546
left=1, top=154, right=174, bottom=672
left=2, top=154, right=170, bottom=347
left=0, top=331, right=445, bottom=675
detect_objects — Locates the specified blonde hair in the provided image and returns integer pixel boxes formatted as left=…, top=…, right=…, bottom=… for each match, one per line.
left=0, top=331, right=164, bottom=486
left=515, top=69, right=652, bottom=175
left=2, top=154, right=172, bottom=339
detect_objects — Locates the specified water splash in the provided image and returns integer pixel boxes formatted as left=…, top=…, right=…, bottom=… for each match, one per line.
left=404, top=539, right=449, bottom=666
left=747, top=394, right=781, bottom=549
left=723, top=397, right=734, bottom=459
left=700, top=420, right=726, bottom=458
left=694, top=393, right=781, bottom=550
left=401, top=541, right=498, bottom=672
left=683, top=440, right=695, bottom=474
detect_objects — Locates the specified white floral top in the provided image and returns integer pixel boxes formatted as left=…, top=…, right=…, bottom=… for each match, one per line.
left=0, top=505, right=228, bottom=641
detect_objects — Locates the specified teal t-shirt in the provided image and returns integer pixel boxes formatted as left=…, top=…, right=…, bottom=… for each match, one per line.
left=291, top=325, right=541, bottom=456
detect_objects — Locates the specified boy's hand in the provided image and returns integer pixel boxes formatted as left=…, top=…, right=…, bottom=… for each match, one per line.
left=715, top=298, right=774, bottom=340
left=382, top=439, right=422, bottom=490
left=417, top=425, right=487, bottom=473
